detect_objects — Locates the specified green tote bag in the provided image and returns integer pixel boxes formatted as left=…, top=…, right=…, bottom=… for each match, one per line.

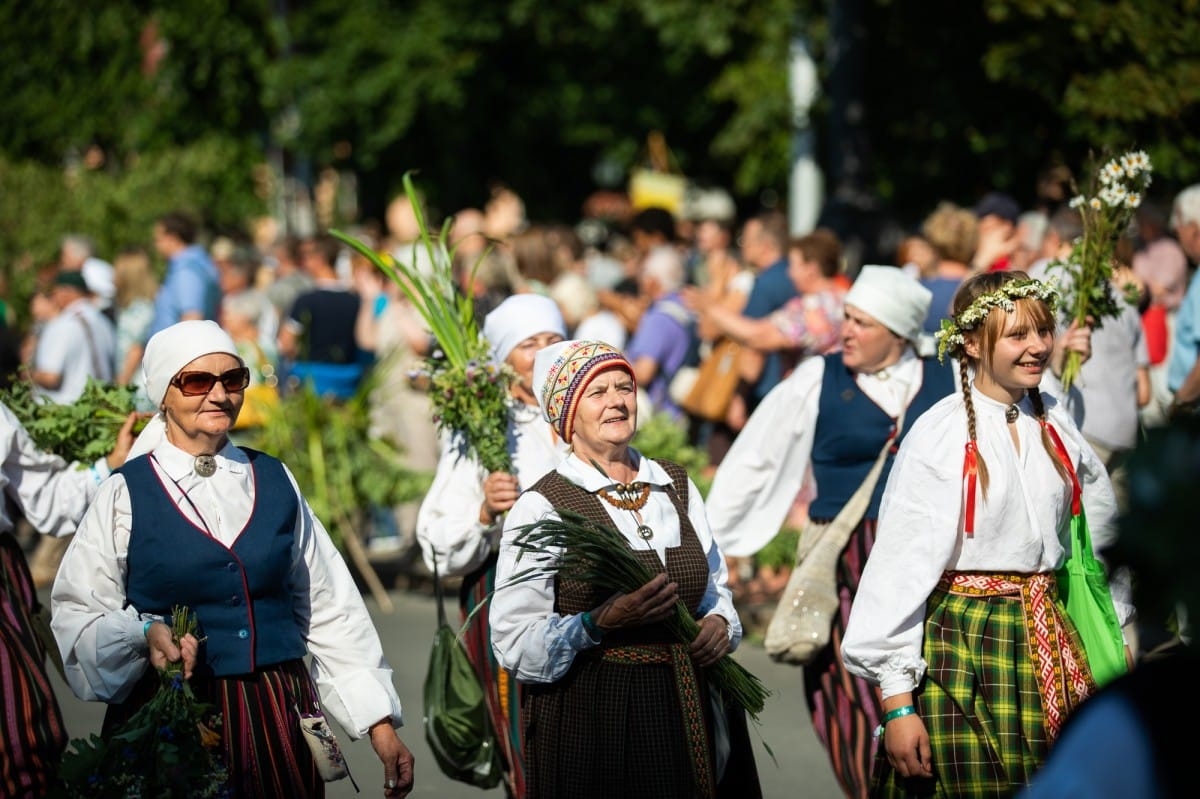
left=423, top=556, right=503, bottom=789
left=1056, top=505, right=1128, bottom=688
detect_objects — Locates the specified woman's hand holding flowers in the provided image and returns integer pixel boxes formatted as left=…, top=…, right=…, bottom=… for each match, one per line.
left=146, top=621, right=199, bottom=680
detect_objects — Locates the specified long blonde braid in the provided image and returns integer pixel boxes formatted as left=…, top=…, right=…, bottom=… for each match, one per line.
left=959, top=356, right=990, bottom=498
left=1027, top=386, right=1073, bottom=487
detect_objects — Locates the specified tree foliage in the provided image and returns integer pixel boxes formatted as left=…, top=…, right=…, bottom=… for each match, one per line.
left=0, top=0, right=1197, bottom=283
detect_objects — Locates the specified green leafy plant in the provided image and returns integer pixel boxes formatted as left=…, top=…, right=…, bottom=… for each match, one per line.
left=0, top=377, right=142, bottom=464
left=754, top=527, right=801, bottom=571
left=52, top=606, right=230, bottom=799
left=332, top=172, right=514, bottom=474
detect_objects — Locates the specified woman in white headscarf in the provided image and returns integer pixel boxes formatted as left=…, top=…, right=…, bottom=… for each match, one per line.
left=51, top=319, right=415, bottom=798
left=704, top=266, right=955, bottom=799
left=415, top=293, right=568, bottom=798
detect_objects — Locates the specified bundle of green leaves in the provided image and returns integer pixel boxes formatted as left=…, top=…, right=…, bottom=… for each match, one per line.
left=333, top=172, right=515, bottom=474
left=0, top=377, right=141, bottom=464
left=52, top=606, right=230, bottom=799
left=504, top=510, right=770, bottom=720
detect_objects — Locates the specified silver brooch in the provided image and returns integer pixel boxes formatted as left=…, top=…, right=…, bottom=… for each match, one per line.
left=193, top=455, right=217, bottom=477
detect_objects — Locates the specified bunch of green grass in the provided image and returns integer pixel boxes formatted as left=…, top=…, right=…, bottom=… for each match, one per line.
left=332, top=171, right=514, bottom=473
left=505, top=510, right=770, bottom=720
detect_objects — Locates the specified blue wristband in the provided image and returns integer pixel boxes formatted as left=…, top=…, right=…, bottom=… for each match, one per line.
left=580, top=610, right=603, bottom=640
left=143, top=620, right=154, bottom=639
left=884, top=704, right=917, bottom=723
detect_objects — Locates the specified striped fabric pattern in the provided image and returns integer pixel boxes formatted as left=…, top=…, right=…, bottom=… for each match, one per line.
left=803, top=518, right=881, bottom=799
left=872, top=572, right=1092, bottom=798
left=460, top=554, right=525, bottom=798
left=1, top=532, right=67, bottom=799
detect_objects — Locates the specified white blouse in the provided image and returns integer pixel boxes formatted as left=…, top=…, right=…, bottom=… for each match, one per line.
left=841, top=386, right=1132, bottom=701
left=490, top=450, right=741, bottom=684
left=705, top=350, right=928, bottom=557
left=0, top=403, right=110, bottom=537
left=416, top=400, right=568, bottom=577
left=50, top=439, right=404, bottom=739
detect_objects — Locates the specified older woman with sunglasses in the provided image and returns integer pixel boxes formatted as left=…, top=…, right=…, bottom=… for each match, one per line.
left=51, top=320, right=415, bottom=798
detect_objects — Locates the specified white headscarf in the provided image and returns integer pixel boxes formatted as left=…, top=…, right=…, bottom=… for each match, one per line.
left=482, top=294, right=566, bottom=364
left=844, top=265, right=933, bottom=343
left=126, top=320, right=243, bottom=461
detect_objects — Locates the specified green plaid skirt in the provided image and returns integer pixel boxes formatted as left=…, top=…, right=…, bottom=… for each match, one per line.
left=872, top=572, right=1093, bottom=798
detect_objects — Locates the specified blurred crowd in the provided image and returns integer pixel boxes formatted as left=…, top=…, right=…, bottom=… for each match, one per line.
left=5, top=176, right=1200, bottom=608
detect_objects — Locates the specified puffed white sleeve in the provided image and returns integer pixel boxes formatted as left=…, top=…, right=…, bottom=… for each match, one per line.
left=51, top=475, right=153, bottom=703
left=841, top=411, right=962, bottom=699
left=284, top=465, right=404, bottom=739
left=688, top=475, right=743, bottom=649
left=415, top=434, right=495, bottom=577
left=0, top=403, right=106, bottom=538
left=489, top=490, right=597, bottom=684
left=705, top=357, right=824, bottom=556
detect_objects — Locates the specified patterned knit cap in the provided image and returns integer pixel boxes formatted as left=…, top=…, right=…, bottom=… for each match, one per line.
left=533, top=339, right=635, bottom=444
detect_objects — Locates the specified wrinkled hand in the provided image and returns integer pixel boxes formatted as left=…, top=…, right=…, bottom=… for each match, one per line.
left=370, top=721, right=415, bottom=798
left=883, top=713, right=932, bottom=779
left=106, top=411, right=148, bottom=470
left=146, top=623, right=199, bottom=679
left=480, top=471, right=520, bottom=524
left=689, top=614, right=730, bottom=667
left=594, top=573, right=679, bottom=631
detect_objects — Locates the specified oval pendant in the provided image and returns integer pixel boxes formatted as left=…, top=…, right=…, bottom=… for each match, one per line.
left=637, top=524, right=654, bottom=541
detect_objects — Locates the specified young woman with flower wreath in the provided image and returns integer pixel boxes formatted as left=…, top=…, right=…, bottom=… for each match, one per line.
left=841, top=271, right=1134, bottom=797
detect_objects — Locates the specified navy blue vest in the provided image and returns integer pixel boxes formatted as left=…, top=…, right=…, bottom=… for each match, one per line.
left=809, top=353, right=954, bottom=521
left=121, top=448, right=307, bottom=677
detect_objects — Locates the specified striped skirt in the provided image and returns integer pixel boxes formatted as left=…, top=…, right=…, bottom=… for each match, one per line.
left=872, top=571, right=1095, bottom=798
left=803, top=518, right=881, bottom=799
left=461, top=553, right=524, bottom=798
left=0, top=531, right=66, bottom=799
left=104, top=658, right=325, bottom=798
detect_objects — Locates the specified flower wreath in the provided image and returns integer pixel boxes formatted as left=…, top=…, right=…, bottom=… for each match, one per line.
left=934, top=278, right=1061, bottom=363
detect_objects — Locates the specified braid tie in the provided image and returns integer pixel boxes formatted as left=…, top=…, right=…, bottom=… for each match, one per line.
left=1029, top=387, right=1073, bottom=489
left=958, top=359, right=985, bottom=536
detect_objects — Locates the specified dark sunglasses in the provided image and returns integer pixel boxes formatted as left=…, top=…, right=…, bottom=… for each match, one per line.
left=170, top=367, right=251, bottom=396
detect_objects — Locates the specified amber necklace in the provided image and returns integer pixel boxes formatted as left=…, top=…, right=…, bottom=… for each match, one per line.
left=590, top=460, right=655, bottom=540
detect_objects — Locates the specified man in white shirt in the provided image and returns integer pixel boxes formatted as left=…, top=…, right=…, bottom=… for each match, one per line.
left=30, top=270, right=116, bottom=403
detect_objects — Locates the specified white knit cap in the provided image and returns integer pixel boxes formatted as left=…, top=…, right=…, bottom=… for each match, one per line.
left=844, top=265, right=932, bottom=342
left=482, top=293, right=567, bottom=364
left=142, top=320, right=242, bottom=406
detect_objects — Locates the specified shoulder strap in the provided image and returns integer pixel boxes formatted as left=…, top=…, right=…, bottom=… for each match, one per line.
left=1042, top=421, right=1082, bottom=516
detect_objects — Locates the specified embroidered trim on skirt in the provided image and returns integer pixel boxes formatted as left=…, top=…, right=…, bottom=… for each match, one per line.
left=872, top=571, right=1095, bottom=798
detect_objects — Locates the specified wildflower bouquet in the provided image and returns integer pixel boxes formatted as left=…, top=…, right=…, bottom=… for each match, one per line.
left=333, top=173, right=514, bottom=473
left=1051, top=150, right=1152, bottom=391
left=505, top=511, right=770, bottom=720
left=53, top=606, right=230, bottom=799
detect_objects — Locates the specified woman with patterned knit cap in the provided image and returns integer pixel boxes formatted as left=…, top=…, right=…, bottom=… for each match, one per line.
left=52, top=319, right=414, bottom=798
left=416, top=293, right=569, bottom=798
left=706, top=264, right=956, bottom=799
left=842, top=271, right=1133, bottom=797
left=491, top=339, right=760, bottom=799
